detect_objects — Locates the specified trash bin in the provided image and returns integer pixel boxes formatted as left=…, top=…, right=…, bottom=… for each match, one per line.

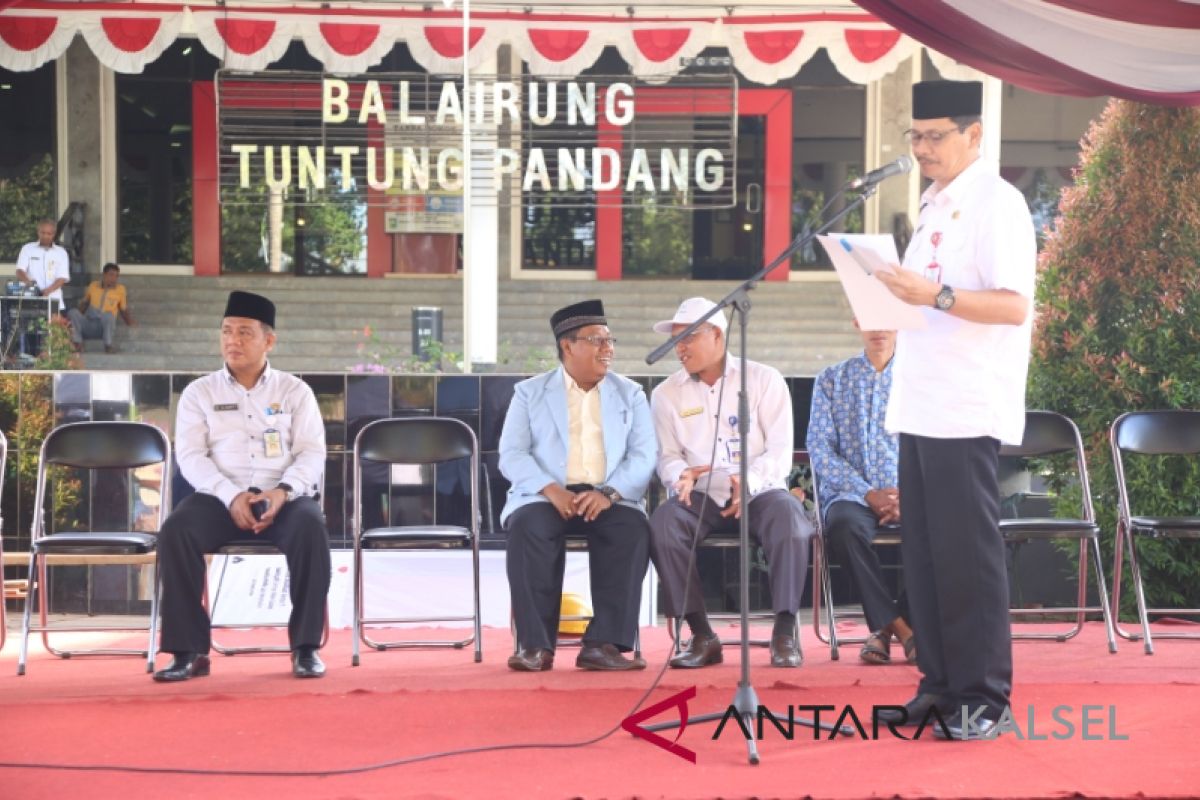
left=411, top=306, right=443, bottom=361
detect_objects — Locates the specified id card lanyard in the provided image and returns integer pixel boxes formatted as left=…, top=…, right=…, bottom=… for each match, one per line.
left=263, top=403, right=283, bottom=457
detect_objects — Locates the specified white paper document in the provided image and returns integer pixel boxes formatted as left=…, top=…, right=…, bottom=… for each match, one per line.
left=817, top=234, right=928, bottom=331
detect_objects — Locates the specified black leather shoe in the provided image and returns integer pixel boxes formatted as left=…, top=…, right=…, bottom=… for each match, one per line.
left=507, top=648, right=554, bottom=672
left=769, top=634, right=803, bottom=668
left=292, top=646, right=326, bottom=678
left=576, top=643, right=646, bottom=671
left=933, top=710, right=1002, bottom=741
left=876, top=693, right=949, bottom=726
left=152, top=653, right=211, bottom=683
left=669, top=634, right=723, bottom=669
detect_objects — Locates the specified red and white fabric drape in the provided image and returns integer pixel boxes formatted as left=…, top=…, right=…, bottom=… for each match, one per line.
left=0, top=2, right=915, bottom=87
left=854, top=0, right=1200, bottom=105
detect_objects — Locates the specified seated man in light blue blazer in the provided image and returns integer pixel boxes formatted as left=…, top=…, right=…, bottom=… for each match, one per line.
left=500, top=299, right=657, bottom=672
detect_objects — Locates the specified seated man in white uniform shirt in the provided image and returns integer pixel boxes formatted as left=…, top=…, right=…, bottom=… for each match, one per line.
left=153, top=291, right=331, bottom=682
left=649, top=297, right=815, bottom=669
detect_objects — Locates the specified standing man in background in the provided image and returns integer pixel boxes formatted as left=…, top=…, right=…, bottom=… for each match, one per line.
left=15, top=218, right=68, bottom=306
left=875, top=80, right=1036, bottom=740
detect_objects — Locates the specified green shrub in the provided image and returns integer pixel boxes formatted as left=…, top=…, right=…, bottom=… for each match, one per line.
left=1029, top=100, right=1200, bottom=615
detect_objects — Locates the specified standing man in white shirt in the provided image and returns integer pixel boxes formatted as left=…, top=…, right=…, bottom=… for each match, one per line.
left=15, top=218, right=68, bottom=306
left=649, top=297, right=814, bottom=670
left=875, top=81, right=1036, bottom=740
left=154, top=291, right=330, bottom=682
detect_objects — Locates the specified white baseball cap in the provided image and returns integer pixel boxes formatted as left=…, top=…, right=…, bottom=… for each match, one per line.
left=652, top=297, right=728, bottom=335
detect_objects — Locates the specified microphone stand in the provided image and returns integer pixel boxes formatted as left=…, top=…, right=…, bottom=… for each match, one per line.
left=643, top=183, right=879, bottom=764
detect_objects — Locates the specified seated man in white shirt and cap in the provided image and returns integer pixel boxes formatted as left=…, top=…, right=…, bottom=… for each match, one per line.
left=153, top=290, right=331, bottom=682
left=649, top=297, right=815, bottom=669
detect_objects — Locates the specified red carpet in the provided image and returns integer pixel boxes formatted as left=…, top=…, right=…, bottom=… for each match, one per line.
left=2, top=621, right=1198, bottom=798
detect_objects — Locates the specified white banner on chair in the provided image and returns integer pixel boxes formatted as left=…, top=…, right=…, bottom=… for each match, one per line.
left=207, top=550, right=657, bottom=630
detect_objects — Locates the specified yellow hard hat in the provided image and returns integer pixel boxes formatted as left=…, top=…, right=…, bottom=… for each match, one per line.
left=558, top=593, right=593, bottom=636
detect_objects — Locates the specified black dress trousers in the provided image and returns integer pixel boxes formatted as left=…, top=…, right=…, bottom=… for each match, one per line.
left=505, top=501, right=649, bottom=653
left=824, top=499, right=908, bottom=633
left=898, top=433, right=1012, bottom=719
left=157, top=492, right=331, bottom=655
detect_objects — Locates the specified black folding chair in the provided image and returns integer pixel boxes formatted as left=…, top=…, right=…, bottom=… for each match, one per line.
left=352, top=417, right=482, bottom=666
left=1001, top=410, right=1117, bottom=652
left=17, top=421, right=170, bottom=675
left=1110, top=410, right=1200, bottom=654
left=171, top=468, right=330, bottom=656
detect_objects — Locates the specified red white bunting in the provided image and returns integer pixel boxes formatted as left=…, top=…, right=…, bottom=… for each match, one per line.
left=192, top=10, right=296, bottom=72
left=724, top=22, right=824, bottom=86
left=615, top=24, right=713, bottom=82
left=0, top=4, right=917, bottom=87
left=301, top=21, right=401, bottom=75
left=405, top=24, right=500, bottom=74
left=77, top=11, right=183, bottom=74
left=0, top=12, right=75, bottom=71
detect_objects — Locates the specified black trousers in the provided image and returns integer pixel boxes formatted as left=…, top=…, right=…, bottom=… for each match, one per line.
left=505, top=501, right=649, bottom=652
left=157, top=493, right=332, bottom=654
left=899, top=434, right=1011, bottom=718
left=824, top=500, right=908, bottom=633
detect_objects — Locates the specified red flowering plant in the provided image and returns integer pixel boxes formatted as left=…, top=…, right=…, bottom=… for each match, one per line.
left=1028, top=100, right=1200, bottom=614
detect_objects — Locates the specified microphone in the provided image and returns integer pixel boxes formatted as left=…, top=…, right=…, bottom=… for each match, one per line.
left=846, top=155, right=914, bottom=190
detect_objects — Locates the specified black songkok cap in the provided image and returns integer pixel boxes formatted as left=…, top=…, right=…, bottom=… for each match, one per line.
left=912, top=80, right=983, bottom=120
left=223, top=290, right=275, bottom=328
left=551, top=299, right=606, bottom=338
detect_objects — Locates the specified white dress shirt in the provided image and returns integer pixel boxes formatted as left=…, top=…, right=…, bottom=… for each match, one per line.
left=651, top=356, right=794, bottom=506
left=885, top=157, right=1037, bottom=446
left=175, top=363, right=326, bottom=508
left=16, top=241, right=69, bottom=304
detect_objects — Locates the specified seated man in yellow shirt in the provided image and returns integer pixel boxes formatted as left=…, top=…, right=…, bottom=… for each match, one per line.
left=67, top=262, right=135, bottom=353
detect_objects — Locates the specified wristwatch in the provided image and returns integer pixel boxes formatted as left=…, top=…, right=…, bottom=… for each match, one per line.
left=275, top=482, right=297, bottom=503
left=597, top=485, right=621, bottom=503
left=934, top=284, right=956, bottom=311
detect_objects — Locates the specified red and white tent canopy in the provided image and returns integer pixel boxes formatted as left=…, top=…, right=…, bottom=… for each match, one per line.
left=0, top=1, right=917, bottom=84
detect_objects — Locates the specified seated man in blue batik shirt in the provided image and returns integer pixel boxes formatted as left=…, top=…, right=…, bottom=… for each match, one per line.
left=807, top=321, right=913, bottom=665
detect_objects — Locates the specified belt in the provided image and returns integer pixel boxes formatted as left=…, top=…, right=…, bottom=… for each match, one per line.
left=565, top=483, right=595, bottom=493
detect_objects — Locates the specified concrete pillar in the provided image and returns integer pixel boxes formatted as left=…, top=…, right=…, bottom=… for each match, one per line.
left=864, top=54, right=921, bottom=244
left=463, top=47, right=499, bottom=371
left=62, top=40, right=109, bottom=274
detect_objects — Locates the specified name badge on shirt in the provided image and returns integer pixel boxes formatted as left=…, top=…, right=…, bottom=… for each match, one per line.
left=680, top=406, right=704, bottom=418
left=213, top=403, right=238, bottom=411
left=263, top=428, right=283, bottom=458
left=726, top=438, right=742, bottom=464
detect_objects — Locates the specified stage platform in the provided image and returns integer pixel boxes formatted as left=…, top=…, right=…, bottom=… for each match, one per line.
left=1, top=620, right=1198, bottom=798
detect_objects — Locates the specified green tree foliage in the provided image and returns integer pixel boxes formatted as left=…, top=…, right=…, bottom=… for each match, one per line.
left=0, top=153, right=55, bottom=261
left=1029, top=100, right=1200, bottom=614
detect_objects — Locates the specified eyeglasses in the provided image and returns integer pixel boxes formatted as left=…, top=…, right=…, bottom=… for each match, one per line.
left=903, top=127, right=962, bottom=146
left=570, top=335, right=617, bottom=348
left=676, top=326, right=716, bottom=343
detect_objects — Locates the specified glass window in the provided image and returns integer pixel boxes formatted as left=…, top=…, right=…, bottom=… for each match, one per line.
left=0, top=63, right=57, bottom=262
left=999, top=85, right=1107, bottom=247
left=787, top=53, right=866, bottom=270
left=116, top=39, right=217, bottom=265
left=219, top=42, right=367, bottom=275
